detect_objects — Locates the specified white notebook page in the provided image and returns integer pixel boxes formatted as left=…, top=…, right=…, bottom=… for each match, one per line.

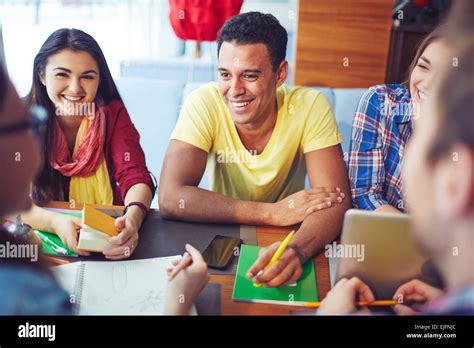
left=52, top=256, right=197, bottom=315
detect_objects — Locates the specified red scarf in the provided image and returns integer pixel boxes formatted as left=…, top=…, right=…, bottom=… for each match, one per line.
left=50, top=102, right=106, bottom=177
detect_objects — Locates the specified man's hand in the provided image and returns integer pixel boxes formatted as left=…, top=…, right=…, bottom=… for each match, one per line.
left=317, top=277, right=375, bottom=315
left=246, top=242, right=303, bottom=287
left=103, top=214, right=140, bottom=260
left=392, top=279, right=443, bottom=315
left=270, top=187, right=345, bottom=226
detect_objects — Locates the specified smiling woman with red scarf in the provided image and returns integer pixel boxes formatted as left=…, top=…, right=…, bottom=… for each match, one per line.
left=18, top=28, right=155, bottom=260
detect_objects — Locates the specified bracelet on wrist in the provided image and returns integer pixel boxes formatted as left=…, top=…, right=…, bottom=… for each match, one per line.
left=123, top=201, right=148, bottom=218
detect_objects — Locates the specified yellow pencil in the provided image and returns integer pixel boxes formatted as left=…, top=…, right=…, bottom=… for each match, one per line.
left=254, top=230, right=295, bottom=287
left=304, top=300, right=398, bottom=308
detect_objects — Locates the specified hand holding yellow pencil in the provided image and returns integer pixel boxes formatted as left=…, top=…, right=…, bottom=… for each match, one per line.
left=306, top=300, right=398, bottom=308
left=250, top=230, right=295, bottom=287
left=316, top=276, right=380, bottom=314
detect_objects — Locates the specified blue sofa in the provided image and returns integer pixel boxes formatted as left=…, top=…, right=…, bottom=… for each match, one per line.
left=114, top=77, right=367, bottom=207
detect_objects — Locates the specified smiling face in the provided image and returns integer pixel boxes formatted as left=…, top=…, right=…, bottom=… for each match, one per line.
left=217, top=42, right=287, bottom=128
left=409, top=39, right=451, bottom=105
left=405, top=46, right=474, bottom=262
left=41, top=48, right=100, bottom=116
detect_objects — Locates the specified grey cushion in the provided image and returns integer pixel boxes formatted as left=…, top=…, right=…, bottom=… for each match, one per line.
left=115, top=78, right=185, bottom=206
left=333, top=88, right=367, bottom=154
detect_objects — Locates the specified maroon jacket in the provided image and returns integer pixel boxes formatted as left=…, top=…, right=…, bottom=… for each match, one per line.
left=61, top=100, right=155, bottom=205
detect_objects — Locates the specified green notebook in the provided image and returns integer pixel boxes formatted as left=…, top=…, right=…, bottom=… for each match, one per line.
left=233, top=244, right=319, bottom=306
left=35, top=211, right=82, bottom=257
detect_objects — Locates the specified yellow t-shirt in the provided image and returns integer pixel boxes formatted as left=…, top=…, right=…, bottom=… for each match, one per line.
left=171, top=83, right=343, bottom=203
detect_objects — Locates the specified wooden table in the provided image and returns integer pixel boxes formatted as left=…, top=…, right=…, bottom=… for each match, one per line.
left=38, top=201, right=331, bottom=315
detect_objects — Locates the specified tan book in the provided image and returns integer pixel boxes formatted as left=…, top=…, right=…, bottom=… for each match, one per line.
left=77, top=204, right=118, bottom=252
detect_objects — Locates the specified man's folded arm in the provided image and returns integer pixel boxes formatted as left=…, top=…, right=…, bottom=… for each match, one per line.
left=290, top=144, right=352, bottom=263
left=158, top=139, right=273, bottom=225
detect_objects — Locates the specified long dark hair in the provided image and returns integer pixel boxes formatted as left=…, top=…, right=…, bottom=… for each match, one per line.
left=25, top=28, right=122, bottom=201
left=405, top=26, right=445, bottom=86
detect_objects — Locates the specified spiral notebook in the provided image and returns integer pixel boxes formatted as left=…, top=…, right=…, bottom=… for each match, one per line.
left=51, top=256, right=197, bottom=315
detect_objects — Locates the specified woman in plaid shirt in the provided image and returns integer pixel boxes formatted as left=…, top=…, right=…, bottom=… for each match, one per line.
left=348, top=27, right=452, bottom=213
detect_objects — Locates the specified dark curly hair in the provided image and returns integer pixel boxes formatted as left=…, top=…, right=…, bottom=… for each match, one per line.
left=217, top=11, right=288, bottom=72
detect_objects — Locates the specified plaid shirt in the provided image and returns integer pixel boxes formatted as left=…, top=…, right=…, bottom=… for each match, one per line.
left=348, top=84, right=414, bottom=211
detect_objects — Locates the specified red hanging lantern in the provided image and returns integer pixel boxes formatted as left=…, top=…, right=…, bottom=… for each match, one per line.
left=169, top=0, right=244, bottom=42
left=413, top=0, right=430, bottom=9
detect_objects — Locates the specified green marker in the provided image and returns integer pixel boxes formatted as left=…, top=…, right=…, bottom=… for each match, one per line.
left=34, top=230, right=77, bottom=257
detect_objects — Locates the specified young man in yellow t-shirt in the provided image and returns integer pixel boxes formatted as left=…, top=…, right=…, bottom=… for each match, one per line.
left=159, top=12, right=351, bottom=287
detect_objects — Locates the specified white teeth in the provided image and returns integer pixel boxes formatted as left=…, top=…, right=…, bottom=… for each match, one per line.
left=231, top=100, right=251, bottom=108
left=415, top=86, right=428, bottom=99
left=63, top=95, right=83, bottom=101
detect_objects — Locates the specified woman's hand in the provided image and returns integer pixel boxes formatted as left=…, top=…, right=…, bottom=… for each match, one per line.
left=164, top=244, right=210, bottom=315
left=103, top=213, right=140, bottom=260
left=51, top=214, right=90, bottom=256
left=392, top=279, right=443, bottom=315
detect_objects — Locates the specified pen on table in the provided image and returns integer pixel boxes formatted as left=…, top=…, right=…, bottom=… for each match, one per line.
left=304, top=300, right=399, bottom=308
left=168, top=252, right=193, bottom=281
left=253, top=230, right=295, bottom=287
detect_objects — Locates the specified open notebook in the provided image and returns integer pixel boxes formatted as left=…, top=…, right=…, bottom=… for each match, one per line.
left=51, top=256, right=197, bottom=315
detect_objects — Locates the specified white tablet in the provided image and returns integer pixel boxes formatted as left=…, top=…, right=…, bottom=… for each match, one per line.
left=334, top=209, right=435, bottom=299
